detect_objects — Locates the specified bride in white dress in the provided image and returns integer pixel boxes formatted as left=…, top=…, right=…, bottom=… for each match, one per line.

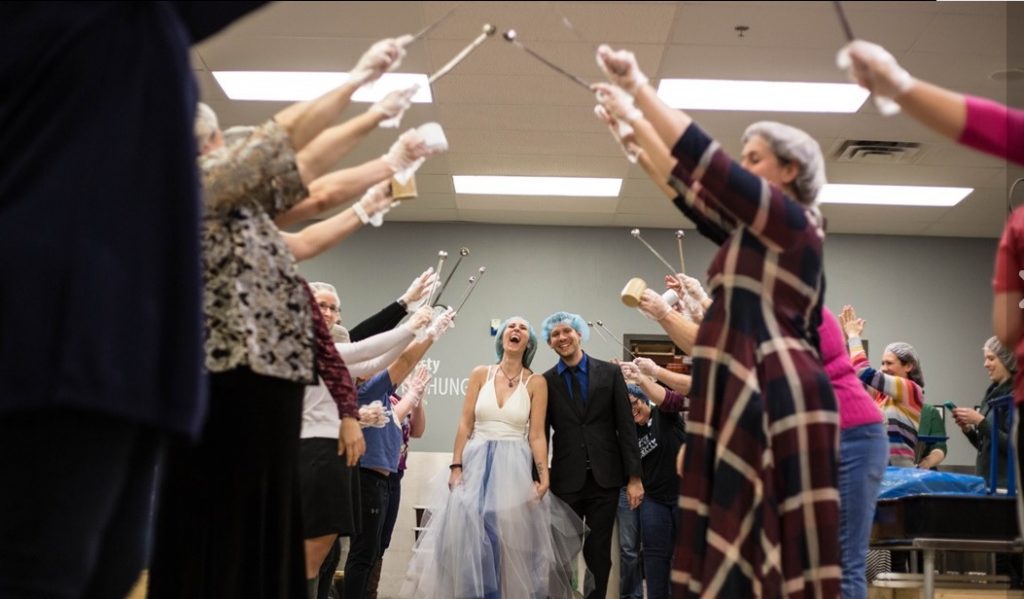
left=401, top=317, right=586, bottom=599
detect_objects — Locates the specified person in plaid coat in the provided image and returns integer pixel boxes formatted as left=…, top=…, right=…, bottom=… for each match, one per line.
left=593, top=46, right=841, bottom=598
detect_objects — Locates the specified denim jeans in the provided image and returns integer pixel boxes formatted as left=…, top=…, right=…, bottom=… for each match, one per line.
left=616, top=488, right=642, bottom=599
left=839, top=422, right=889, bottom=599
left=637, top=497, right=678, bottom=599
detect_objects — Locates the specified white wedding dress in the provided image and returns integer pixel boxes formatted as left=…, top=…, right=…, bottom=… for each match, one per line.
left=400, top=367, right=586, bottom=599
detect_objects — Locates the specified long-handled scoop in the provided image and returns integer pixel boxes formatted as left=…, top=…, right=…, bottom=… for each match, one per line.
left=434, top=247, right=469, bottom=306
left=453, top=267, right=487, bottom=314
left=502, top=29, right=592, bottom=91
left=428, top=24, right=497, bottom=85
left=595, top=319, right=637, bottom=360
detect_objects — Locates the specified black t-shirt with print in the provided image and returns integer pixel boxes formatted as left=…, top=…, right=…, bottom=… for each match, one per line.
left=636, top=407, right=685, bottom=503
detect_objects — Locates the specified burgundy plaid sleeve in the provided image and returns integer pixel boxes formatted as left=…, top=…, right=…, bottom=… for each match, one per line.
left=302, top=283, right=358, bottom=419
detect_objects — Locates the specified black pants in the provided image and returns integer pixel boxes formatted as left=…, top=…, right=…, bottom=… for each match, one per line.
left=0, top=409, right=162, bottom=599
left=555, top=471, right=620, bottom=599
left=148, top=368, right=306, bottom=599
left=343, top=469, right=391, bottom=598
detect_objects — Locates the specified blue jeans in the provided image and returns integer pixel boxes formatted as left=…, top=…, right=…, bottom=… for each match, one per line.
left=839, top=422, right=889, bottom=599
left=616, top=489, right=642, bottom=599
left=638, top=497, right=678, bottom=599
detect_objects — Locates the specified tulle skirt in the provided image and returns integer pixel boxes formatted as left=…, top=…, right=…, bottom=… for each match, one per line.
left=400, top=437, right=587, bottom=599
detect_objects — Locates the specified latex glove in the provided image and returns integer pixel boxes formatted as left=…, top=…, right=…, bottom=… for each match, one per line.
left=633, top=357, right=658, bottom=377
left=619, top=361, right=641, bottom=384
left=408, top=362, right=432, bottom=398
left=338, top=417, right=366, bottom=467
left=592, top=82, right=642, bottom=124
left=373, top=85, right=419, bottom=129
left=404, top=305, right=434, bottom=334
left=679, top=293, right=705, bottom=324
left=402, top=267, right=438, bottom=312
left=678, top=274, right=710, bottom=307
left=382, top=123, right=448, bottom=184
left=836, top=40, right=912, bottom=116
left=352, top=180, right=396, bottom=227
left=637, top=288, right=671, bottom=321
left=351, top=36, right=411, bottom=86
left=426, top=307, right=455, bottom=341
left=358, top=401, right=389, bottom=428
left=594, top=105, right=639, bottom=164
left=596, top=44, right=649, bottom=95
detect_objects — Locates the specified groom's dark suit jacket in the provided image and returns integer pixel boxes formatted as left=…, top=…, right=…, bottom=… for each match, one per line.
left=544, top=354, right=642, bottom=495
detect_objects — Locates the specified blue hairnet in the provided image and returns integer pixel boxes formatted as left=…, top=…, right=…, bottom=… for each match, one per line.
left=626, top=384, right=647, bottom=401
left=495, top=317, right=538, bottom=368
left=540, top=311, right=590, bottom=343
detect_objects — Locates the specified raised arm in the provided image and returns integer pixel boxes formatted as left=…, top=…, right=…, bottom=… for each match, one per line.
left=838, top=306, right=923, bottom=409
left=274, top=37, right=409, bottom=151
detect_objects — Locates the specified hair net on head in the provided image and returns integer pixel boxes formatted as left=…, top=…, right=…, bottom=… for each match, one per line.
left=309, top=281, right=339, bottom=301
left=222, top=125, right=257, bottom=147
left=742, top=121, right=826, bottom=205
left=540, top=311, right=590, bottom=343
left=626, top=383, right=647, bottom=401
left=194, top=102, right=220, bottom=149
left=494, top=317, right=538, bottom=368
left=884, top=341, right=925, bottom=388
left=984, top=336, right=1018, bottom=374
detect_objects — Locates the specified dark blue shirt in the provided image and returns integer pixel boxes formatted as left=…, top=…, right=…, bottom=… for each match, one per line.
left=358, top=371, right=401, bottom=473
left=556, top=352, right=590, bottom=404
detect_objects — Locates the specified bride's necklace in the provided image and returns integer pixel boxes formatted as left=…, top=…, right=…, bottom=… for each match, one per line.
left=497, top=363, right=522, bottom=388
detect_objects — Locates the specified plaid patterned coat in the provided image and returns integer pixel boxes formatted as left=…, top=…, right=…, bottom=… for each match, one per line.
left=667, top=124, right=840, bottom=598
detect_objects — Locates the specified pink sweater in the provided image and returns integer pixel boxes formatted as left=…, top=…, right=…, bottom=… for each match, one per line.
left=818, top=307, right=883, bottom=430
left=960, top=95, right=1024, bottom=167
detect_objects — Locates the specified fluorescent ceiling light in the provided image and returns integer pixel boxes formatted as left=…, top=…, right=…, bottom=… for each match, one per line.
left=657, top=79, right=869, bottom=112
left=212, top=71, right=432, bottom=103
left=818, top=184, right=972, bottom=207
left=453, top=176, right=622, bottom=197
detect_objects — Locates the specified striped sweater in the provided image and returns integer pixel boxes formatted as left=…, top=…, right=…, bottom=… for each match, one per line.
left=847, top=335, right=923, bottom=466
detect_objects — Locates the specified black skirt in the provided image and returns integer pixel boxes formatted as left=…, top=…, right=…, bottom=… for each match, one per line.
left=299, top=437, right=361, bottom=538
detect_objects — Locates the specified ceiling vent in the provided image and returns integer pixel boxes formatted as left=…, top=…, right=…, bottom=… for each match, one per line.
left=831, top=140, right=924, bottom=165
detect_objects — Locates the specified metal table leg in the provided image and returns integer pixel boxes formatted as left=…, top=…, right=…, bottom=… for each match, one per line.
left=923, top=549, right=935, bottom=599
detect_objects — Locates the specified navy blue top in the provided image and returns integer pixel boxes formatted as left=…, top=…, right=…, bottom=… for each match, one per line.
left=0, top=2, right=263, bottom=437
left=556, top=352, right=590, bottom=405
left=358, top=371, right=402, bottom=473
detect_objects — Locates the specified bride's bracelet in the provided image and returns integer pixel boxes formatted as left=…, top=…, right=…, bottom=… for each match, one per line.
left=449, top=463, right=462, bottom=470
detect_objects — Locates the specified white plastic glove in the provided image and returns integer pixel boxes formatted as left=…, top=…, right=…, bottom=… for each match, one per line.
left=351, top=36, right=411, bottom=86
left=403, top=305, right=434, bottom=334
left=592, top=82, right=642, bottom=124
left=637, top=288, right=672, bottom=321
left=352, top=180, right=397, bottom=227
left=594, top=105, right=639, bottom=164
left=358, top=401, right=389, bottom=428
left=679, top=274, right=710, bottom=307
left=836, top=40, right=913, bottom=116
left=619, top=361, right=641, bottom=384
left=595, top=44, right=649, bottom=95
left=679, top=293, right=705, bottom=324
left=401, top=267, right=438, bottom=312
left=373, top=85, right=419, bottom=129
left=382, top=123, right=449, bottom=184
left=426, top=307, right=455, bottom=341
left=633, top=357, right=658, bottom=377
left=406, top=362, right=432, bottom=403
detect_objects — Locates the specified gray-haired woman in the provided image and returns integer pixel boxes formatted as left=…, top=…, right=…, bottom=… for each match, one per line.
left=593, top=47, right=840, bottom=598
left=954, top=337, right=1017, bottom=487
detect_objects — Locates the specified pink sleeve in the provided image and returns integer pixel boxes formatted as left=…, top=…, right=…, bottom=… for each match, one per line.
left=993, top=208, right=1024, bottom=292
left=959, top=95, right=1024, bottom=167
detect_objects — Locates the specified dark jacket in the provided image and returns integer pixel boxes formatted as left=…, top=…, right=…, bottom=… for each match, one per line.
left=544, top=354, right=642, bottom=495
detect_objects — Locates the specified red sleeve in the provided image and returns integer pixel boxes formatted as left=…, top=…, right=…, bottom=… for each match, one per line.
left=303, top=283, right=358, bottom=419
left=993, top=207, right=1024, bottom=293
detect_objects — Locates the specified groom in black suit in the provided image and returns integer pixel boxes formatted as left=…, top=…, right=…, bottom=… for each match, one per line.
left=541, top=312, right=643, bottom=599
